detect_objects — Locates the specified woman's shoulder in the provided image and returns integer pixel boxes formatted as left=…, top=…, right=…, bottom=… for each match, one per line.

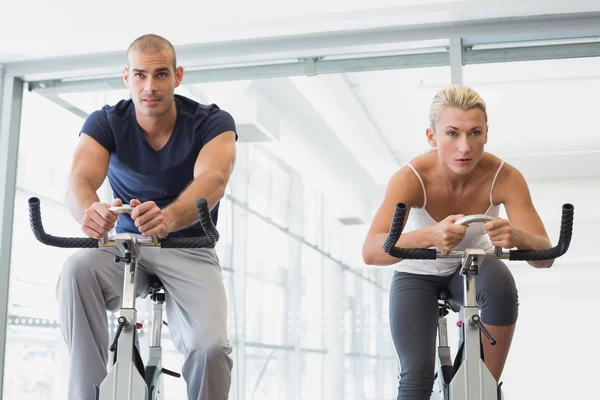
left=482, top=152, right=521, bottom=179
left=406, top=152, right=437, bottom=175
left=482, top=153, right=527, bottom=204
left=387, top=163, right=428, bottom=209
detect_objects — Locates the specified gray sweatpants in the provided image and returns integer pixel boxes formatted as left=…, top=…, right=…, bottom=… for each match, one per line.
left=389, top=259, right=519, bottom=400
left=56, top=245, right=233, bottom=400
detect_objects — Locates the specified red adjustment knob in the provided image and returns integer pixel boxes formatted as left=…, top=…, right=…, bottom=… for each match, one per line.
left=456, top=321, right=463, bottom=327
left=136, top=322, right=143, bottom=329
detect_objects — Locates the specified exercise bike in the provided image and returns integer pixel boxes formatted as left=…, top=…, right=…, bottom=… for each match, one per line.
left=28, top=197, right=220, bottom=400
left=382, top=202, right=574, bottom=400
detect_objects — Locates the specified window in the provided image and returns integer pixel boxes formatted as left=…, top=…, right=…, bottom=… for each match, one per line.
left=300, top=244, right=324, bottom=350
left=245, top=214, right=288, bottom=345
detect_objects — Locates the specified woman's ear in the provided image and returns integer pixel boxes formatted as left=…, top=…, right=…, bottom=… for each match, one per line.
left=426, top=128, right=436, bottom=147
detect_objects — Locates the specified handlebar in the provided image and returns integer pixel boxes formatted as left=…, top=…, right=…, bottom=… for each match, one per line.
left=28, top=197, right=220, bottom=249
left=382, top=203, right=574, bottom=261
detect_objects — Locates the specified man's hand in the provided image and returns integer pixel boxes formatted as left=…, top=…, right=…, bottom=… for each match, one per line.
left=130, top=199, right=170, bottom=238
left=483, top=217, right=520, bottom=249
left=82, top=198, right=122, bottom=239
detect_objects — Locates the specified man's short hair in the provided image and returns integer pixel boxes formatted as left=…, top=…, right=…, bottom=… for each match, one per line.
left=127, top=34, right=177, bottom=70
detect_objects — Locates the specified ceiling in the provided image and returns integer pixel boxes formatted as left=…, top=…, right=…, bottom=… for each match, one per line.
left=2, top=0, right=600, bottom=62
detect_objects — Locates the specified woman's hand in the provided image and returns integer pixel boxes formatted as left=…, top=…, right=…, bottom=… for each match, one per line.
left=483, top=217, right=520, bottom=249
left=431, top=214, right=468, bottom=252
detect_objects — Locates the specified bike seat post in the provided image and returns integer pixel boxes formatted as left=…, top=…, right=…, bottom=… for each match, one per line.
left=100, top=234, right=148, bottom=399
left=114, top=234, right=142, bottom=310
left=460, top=249, right=486, bottom=308
left=151, top=291, right=165, bottom=347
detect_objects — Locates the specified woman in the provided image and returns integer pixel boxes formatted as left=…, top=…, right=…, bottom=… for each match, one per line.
left=362, top=85, right=554, bottom=399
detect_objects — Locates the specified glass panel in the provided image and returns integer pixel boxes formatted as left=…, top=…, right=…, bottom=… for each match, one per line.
left=363, top=281, right=378, bottom=356
left=383, top=359, right=400, bottom=400
left=345, top=271, right=356, bottom=354
left=363, top=358, right=377, bottom=400
left=300, top=352, right=324, bottom=400
left=246, top=214, right=288, bottom=282
left=3, top=326, right=67, bottom=400
left=245, top=346, right=289, bottom=400
left=300, top=244, right=323, bottom=349
left=322, top=197, right=342, bottom=260
left=247, top=146, right=271, bottom=216
left=381, top=283, right=396, bottom=358
left=344, top=357, right=357, bottom=400
left=303, top=183, right=322, bottom=246
left=245, top=276, right=286, bottom=345
left=270, top=160, right=291, bottom=228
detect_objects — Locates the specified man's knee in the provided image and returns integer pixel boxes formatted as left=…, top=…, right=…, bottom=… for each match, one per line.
left=56, top=249, right=112, bottom=302
left=187, top=332, right=231, bottom=355
left=58, top=251, right=96, bottom=290
left=186, top=340, right=233, bottom=369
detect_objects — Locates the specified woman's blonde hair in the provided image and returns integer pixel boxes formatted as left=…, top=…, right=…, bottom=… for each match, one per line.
left=428, top=85, right=487, bottom=131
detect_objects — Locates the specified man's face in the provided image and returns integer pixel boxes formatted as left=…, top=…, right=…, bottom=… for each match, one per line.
left=123, top=49, right=183, bottom=118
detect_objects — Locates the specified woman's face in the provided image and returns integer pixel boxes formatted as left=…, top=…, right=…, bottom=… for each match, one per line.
left=426, top=106, right=488, bottom=175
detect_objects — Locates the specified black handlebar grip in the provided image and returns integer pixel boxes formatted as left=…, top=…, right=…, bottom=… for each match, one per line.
left=383, top=203, right=408, bottom=254
left=196, top=198, right=219, bottom=246
left=388, top=247, right=438, bottom=260
left=160, top=236, right=212, bottom=249
left=383, top=202, right=437, bottom=260
left=509, top=203, right=574, bottom=261
left=159, top=198, right=219, bottom=249
left=28, top=197, right=98, bottom=248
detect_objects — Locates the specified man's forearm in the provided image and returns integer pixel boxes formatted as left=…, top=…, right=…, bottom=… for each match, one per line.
left=66, top=177, right=100, bottom=224
left=163, top=171, right=226, bottom=233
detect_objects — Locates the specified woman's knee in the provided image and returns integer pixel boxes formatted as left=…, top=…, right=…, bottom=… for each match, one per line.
left=477, top=259, right=519, bottom=325
left=397, top=363, right=436, bottom=399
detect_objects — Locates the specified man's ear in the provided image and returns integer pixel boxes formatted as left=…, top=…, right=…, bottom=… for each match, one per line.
left=174, top=66, right=184, bottom=87
left=123, top=66, right=129, bottom=88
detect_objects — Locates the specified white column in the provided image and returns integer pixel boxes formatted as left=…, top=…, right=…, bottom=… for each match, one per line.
left=0, top=67, right=24, bottom=399
left=450, top=37, right=464, bottom=85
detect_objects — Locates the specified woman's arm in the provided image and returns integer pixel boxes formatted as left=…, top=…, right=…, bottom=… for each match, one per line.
left=486, top=164, right=553, bottom=268
left=362, top=166, right=466, bottom=265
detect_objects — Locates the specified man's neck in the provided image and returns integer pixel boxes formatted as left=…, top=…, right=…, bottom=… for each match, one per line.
left=136, top=102, right=177, bottom=137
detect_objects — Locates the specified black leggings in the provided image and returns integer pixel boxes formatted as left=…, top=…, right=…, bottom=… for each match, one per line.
left=389, top=259, right=519, bottom=400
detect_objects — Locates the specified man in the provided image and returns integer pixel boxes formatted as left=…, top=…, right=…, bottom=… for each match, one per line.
left=57, top=33, right=237, bottom=400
